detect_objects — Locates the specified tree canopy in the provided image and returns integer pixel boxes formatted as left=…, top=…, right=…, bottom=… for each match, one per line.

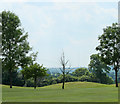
left=96, top=23, right=120, bottom=87
left=72, top=68, right=90, bottom=77
left=21, top=63, right=48, bottom=89
left=89, top=54, right=113, bottom=84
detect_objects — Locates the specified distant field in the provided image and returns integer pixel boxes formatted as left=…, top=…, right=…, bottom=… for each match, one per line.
left=2, top=82, right=118, bottom=102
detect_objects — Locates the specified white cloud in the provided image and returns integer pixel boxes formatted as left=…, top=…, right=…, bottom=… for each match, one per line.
left=0, top=2, right=118, bottom=67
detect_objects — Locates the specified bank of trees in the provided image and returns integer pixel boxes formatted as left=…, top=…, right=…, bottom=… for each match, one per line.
left=2, top=66, right=114, bottom=87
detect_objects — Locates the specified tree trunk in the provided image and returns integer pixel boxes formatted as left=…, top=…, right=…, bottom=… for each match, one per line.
left=23, top=74, right=25, bottom=85
left=62, top=72, right=65, bottom=89
left=34, top=77, right=37, bottom=89
left=22, top=74, right=26, bottom=87
left=9, top=69, right=12, bottom=88
left=115, top=69, right=118, bottom=87
left=62, top=65, right=65, bottom=89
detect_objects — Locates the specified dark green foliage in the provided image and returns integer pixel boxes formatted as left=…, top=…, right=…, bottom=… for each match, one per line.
left=72, top=68, right=90, bottom=77
left=57, top=74, right=96, bottom=83
left=71, top=68, right=97, bottom=82
left=79, top=75, right=91, bottom=82
left=58, top=74, right=78, bottom=82
left=21, top=63, right=48, bottom=89
left=2, top=69, right=24, bottom=86
left=89, top=54, right=113, bottom=84
left=24, top=79, right=34, bottom=87
left=96, top=23, right=120, bottom=87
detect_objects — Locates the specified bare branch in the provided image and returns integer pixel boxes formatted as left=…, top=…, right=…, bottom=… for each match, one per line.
left=65, top=60, right=69, bottom=65
left=59, top=68, right=64, bottom=73
left=59, top=51, right=70, bottom=89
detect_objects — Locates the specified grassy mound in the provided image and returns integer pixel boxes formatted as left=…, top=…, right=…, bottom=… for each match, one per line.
left=40, top=82, right=115, bottom=89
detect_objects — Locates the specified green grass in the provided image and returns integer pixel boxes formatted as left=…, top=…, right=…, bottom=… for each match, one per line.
left=2, top=82, right=118, bottom=102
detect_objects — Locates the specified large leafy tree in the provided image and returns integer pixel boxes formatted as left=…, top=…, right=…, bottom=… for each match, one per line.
left=21, top=63, right=48, bottom=89
left=96, top=23, right=120, bottom=87
left=88, top=54, right=113, bottom=84
left=2, top=11, right=32, bottom=88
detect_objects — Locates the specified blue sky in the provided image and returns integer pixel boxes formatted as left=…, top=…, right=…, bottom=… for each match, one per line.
left=0, top=1, right=118, bottom=67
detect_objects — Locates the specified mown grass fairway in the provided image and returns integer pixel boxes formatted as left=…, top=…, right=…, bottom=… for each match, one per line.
left=2, top=82, right=118, bottom=102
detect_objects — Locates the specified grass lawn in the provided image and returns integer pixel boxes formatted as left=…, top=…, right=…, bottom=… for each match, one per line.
left=2, top=82, right=118, bottom=102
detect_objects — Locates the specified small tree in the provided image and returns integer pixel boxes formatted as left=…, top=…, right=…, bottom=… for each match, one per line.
left=59, top=52, right=71, bottom=89
left=21, top=63, right=47, bottom=89
left=20, top=52, right=38, bottom=86
left=96, top=23, right=120, bottom=87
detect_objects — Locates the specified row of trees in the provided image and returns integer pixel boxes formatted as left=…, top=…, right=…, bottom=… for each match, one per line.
left=2, top=66, right=114, bottom=88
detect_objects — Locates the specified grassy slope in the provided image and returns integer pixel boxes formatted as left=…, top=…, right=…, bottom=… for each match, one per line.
left=2, top=82, right=118, bottom=102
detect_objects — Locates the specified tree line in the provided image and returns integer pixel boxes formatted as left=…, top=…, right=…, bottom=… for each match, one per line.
left=1, top=11, right=120, bottom=89
left=2, top=67, right=114, bottom=88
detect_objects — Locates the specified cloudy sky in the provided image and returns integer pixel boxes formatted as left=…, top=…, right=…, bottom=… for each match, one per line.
left=0, top=1, right=118, bottom=68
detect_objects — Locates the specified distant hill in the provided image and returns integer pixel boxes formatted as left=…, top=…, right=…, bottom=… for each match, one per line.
left=47, top=67, right=86, bottom=74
